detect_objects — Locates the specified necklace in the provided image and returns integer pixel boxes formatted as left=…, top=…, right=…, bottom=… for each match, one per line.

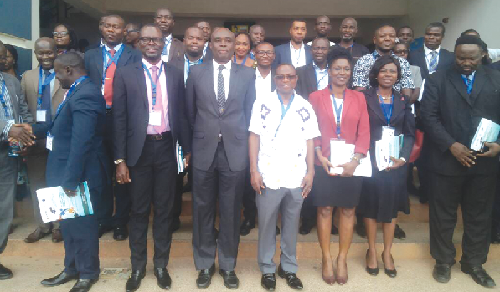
left=379, top=95, right=392, bottom=100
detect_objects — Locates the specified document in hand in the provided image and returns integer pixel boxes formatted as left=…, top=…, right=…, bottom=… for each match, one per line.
left=330, top=139, right=372, bottom=177
left=375, top=135, right=404, bottom=171
left=470, top=118, right=500, bottom=151
left=36, top=182, right=94, bottom=223
left=176, top=141, right=185, bottom=173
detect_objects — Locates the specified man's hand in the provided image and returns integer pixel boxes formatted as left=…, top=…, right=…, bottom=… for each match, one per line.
left=385, top=157, right=406, bottom=171
left=250, top=170, right=265, bottom=194
left=318, top=155, right=333, bottom=175
left=63, top=188, right=77, bottom=197
left=339, top=160, right=359, bottom=177
left=477, top=142, right=500, bottom=158
left=185, top=152, right=192, bottom=168
left=450, top=142, right=476, bottom=167
left=116, top=162, right=131, bottom=184
left=301, top=171, right=314, bottom=198
left=8, top=124, right=35, bottom=146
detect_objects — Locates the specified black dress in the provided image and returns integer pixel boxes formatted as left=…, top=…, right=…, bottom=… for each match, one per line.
left=357, top=88, right=415, bottom=223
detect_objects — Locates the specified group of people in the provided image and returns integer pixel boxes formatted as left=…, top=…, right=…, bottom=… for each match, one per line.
left=0, top=7, right=499, bottom=292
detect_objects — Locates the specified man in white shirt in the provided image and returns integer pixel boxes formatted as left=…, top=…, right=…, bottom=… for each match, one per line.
left=273, top=19, right=313, bottom=69
left=249, top=64, right=319, bottom=291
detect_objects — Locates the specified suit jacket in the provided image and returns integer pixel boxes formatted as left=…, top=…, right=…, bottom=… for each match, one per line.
left=168, top=38, right=184, bottom=62
left=186, top=62, right=256, bottom=171
left=333, top=43, right=370, bottom=63
left=420, top=65, right=500, bottom=176
left=295, top=63, right=330, bottom=100
left=364, top=87, right=415, bottom=165
left=113, top=62, right=190, bottom=167
left=409, top=47, right=454, bottom=80
left=308, top=88, right=370, bottom=166
left=84, top=44, right=142, bottom=89
left=32, top=78, right=108, bottom=190
left=490, top=61, right=500, bottom=71
left=0, top=73, right=33, bottom=142
left=273, top=42, right=313, bottom=68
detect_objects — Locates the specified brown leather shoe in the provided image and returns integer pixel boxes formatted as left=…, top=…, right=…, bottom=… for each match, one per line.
left=24, top=228, right=52, bottom=243
left=52, top=229, right=63, bottom=243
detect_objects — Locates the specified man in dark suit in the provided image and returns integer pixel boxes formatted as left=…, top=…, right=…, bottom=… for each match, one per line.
left=197, top=21, right=213, bottom=60
left=155, top=8, right=183, bottom=63
left=34, top=52, right=107, bottom=292
left=186, top=28, right=256, bottom=289
left=420, top=35, right=500, bottom=288
left=85, top=14, right=141, bottom=240
left=409, top=22, right=454, bottom=80
left=296, top=37, right=330, bottom=100
left=113, top=24, right=190, bottom=292
left=273, top=19, right=313, bottom=69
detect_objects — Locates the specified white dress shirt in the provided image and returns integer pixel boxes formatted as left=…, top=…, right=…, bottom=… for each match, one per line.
left=161, top=34, right=173, bottom=63
left=290, top=42, right=307, bottom=68
left=183, top=54, right=204, bottom=86
left=213, top=59, right=231, bottom=100
left=424, top=45, right=440, bottom=73
left=313, top=62, right=329, bottom=91
left=249, top=91, right=320, bottom=190
left=255, top=68, right=273, bottom=100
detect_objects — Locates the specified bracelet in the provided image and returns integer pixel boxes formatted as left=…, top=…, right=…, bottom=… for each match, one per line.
left=351, top=156, right=361, bottom=164
left=314, top=146, right=322, bottom=151
left=399, top=157, right=406, bottom=163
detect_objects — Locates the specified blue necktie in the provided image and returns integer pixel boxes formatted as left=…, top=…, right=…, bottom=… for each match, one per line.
left=429, top=51, right=438, bottom=73
left=40, top=70, right=52, bottom=121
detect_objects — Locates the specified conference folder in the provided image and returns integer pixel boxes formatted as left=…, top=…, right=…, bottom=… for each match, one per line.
left=330, top=139, right=372, bottom=177
left=470, top=118, right=500, bottom=152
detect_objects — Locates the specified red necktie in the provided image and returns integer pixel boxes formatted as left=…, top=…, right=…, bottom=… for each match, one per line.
left=103, top=49, right=116, bottom=106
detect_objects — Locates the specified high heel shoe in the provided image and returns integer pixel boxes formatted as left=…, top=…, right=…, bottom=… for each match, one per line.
left=365, top=250, right=379, bottom=276
left=336, top=257, right=348, bottom=285
left=321, top=258, right=335, bottom=285
left=382, top=252, right=397, bottom=278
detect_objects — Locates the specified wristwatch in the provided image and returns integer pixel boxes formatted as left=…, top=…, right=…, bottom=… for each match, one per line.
left=351, top=156, right=361, bottom=164
left=114, top=159, right=125, bottom=165
left=400, top=157, right=406, bottom=163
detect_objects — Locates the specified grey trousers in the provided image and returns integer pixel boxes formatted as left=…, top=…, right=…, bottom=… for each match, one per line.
left=0, top=146, right=18, bottom=254
left=256, top=187, right=304, bottom=274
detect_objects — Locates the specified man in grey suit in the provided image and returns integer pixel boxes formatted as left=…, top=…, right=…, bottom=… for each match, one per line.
left=0, top=40, right=34, bottom=279
left=186, top=28, right=256, bottom=289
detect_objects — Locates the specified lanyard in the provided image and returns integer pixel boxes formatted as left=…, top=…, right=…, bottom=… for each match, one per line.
left=314, top=66, right=328, bottom=89
left=0, top=80, right=10, bottom=118
left=38, top=67, right=55, bottom=109
left=274, top=93, right=295, bottom=137
left=378, top=93, right=394, bottom=125
left=233, top=54, right=248, bottom=65
left=163, top=37, right=172, bottom=57
left=101, top=45, right=124, bottom=86
left=56, top=76, right=88, bottom=115
left=142, top=63, right=163, bottom=109
left=461, top=74, right=475, bottom=95
left=186, top=55, right=203, bottom=75
left=331, top=90, right=345, bottom=138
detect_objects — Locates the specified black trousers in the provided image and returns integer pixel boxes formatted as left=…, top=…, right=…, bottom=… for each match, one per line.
left=493, top=162, right=500, bottom=233
left=192, top=141, right=245, bottom=271
left=429, top=171, right=497, bottom=266
left=129, top=133, right=177, bottom=271
left=173, top=162, right=193, bottom=221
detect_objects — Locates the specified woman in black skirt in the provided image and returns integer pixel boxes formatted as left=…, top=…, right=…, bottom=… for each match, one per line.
left=358, top=55, right=415, bottom=278
left=309, top=48, right=370, bottom=285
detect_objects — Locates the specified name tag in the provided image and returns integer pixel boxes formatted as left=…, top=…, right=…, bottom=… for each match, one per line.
left=149, top=111, right=162, bottom=126
left=161, top=55, right=169, bottom=63
left=37, top=110, right=47, bottom=122
left=46, top=133, right=54, bottom=151
left=382, top=126, right=395, bottom=139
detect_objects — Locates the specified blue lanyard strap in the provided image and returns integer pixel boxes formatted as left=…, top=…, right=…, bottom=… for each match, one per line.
left=101, top=45, right=124, bottom=85
left=38, top=67, right=55, bottom=109
left=142, top=63, right=163, bottom=109
left=314, top=66, right=328, bottom=89
left=233, top=55, right=248, bottom=65
left=56, top=76, right=88, bottom=115
left=377, top=92, right=394, bottom=125
left=461, top=74, right=475, bottom=95
left=186, top=56, right=203, bottom=75
left=0, top=80, right=9, bottom=118
left=274, top=93, right=295, bottom=138
left=331, top=90, right=345, bottom=138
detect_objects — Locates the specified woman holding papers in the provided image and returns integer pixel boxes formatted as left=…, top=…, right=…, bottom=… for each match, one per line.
left=309, top=48, right=370, bottom=285
left=357, top=55, right=415, bottom=278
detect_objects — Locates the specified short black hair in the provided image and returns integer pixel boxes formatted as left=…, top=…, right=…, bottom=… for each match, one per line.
left=455, top=35, right=486, bottom=50
left=53, top=23, right=79, bottom=51
left=235, top=32, right=250, bottom=41
left=327, top=47, right=353, bottom=67
left=369, top=55, right=401, bottom=88
left=140, top=23, right=163, bottom=35
left=461, top=28, right=480, bottom=37
left=290, top=18, right=307, bottom=28
left=426, top=22, right=446, bottom=36
left=374, top=24, right=395, bottom=36
left=4, top=44, right=18, bottom=70
left=397, top=25, right=413, bottom=35
left=55, top=52, right=85, bottom=70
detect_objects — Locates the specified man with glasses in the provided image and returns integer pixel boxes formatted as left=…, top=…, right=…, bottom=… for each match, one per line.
left=84, top=14, right=141, bottom=241
left=306, top=16, right=335, bottom=47
left=155, top=8, right=183, bottom=63
left=124, top=23, right=141, bottom=49
left=249, top=63, right=319, bottom=291
left=274, top=19, right=312, bottom=68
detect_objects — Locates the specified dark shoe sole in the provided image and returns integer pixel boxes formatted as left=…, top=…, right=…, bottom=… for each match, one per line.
left=0, top=274, right=13, bottom=280
left=261, top=283, right=276, bottom=291
left=433, top=272, right=451, bottom=283
left=196, top=280, right=211, bottom=289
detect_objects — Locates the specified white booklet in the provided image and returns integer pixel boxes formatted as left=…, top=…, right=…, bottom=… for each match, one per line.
left=375, top=135, right=404, bottom=171
left=36, top=182, right=94, bottom=223
left=470, top=118, right=500, bottom=151
left=330, top=140, right=372, bottom=177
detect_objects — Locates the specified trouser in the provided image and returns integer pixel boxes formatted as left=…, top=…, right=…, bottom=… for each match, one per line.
left=429, top=171, right=496, bottom=266
left=129, top=133, right=176, bottom=271
left=257, top=187, right=304, bottom=274
left=492, top=162, right=500, bottom=234
left=242, top=166, right=257, bottom=223
left=192, top=141, right=245, bottom=271
left=0, top=146, right=17, bottom=255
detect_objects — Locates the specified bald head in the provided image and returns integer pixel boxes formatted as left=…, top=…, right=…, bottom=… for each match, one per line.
left=210, top=28, right=235, bottom=63
left=35, top=37, right=56, bottom=51
left=340, top=17, right=358, bottom=42
left=35, top=38, right=56, bottom=70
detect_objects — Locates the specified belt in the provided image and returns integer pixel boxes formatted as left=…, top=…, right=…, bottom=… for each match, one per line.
left=106, top=108, right=112, bottom=114
left=146, top=131, right=171, bottom=141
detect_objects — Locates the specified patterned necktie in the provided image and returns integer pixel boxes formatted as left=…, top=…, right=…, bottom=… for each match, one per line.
left=429, top=51, right=438, bottom=73
left=151, top=65, right=165, bottom=133
left=41, top=70, right=52, bottom=120
left=217, top=65, right=226, bottom=114
left=465, top=75, right=473, bottom=95
left=103, top=48, right=116, bottom=107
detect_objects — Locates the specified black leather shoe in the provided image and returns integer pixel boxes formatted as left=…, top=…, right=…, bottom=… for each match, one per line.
left=219, top=269, right=239, bottom=289
left=196, top=264, right=215, bottom=289
left=171, top=218, right=181, bottom=233
left=0, top=264, right=13, bottom=280
left=433, top=264, right=451, bottom=283
left=113, top=226, right=128, bottom=241
left=154, top=268, right=172, bottom=289
left=69, top=279, right=97, bottom=292
left=240, top=219, right=255, bottom=236
left=126, top=270, right=146, bottom=292
left=299, top=220, right=314, bottom=235
left=261, top=273, right=276, bottom=291
left=98, top=225, right=113, bottom=238
left=41, top=271, right=78, bottom=286
left=394, top=224, right=406, bottom=240
left=278, top=265, right=303, bottom=290
left=365, top=250, right=379, bottom=276
left=461, top=264, right=496, bottom=288
left=382, top=253, right=397, bottom=278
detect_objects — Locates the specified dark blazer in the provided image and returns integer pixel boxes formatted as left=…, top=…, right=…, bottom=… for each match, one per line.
left=84, top=44, right=142, bottom=89
left=420, top=65, right=500, bottom=176
left=186, top=62, right=256, bottom=171
left=0, top=73, right=33, bottom=138
left=308, top=88, right=370, bottom=166
left=273, top=42, right=313, bottom=68
left=490, top=61, right=500, bottom=71
left=409, top=46, right=454, bottom=80
left=168, top=38, right=184, bottom=62
left=364, top=87, right=415, bottom=164
left=112, top=62, right=190, bottom=167
left=295, top=63, right=330, bottom=100
left=333, top=43, right=370, bottom=63
left=204, top=45, right=213, bottom=61
left=32, top=78, right=108, bottom=190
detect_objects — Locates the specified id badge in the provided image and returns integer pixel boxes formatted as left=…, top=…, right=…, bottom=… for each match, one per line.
left=37, top=110, right=47, bottom=122
left=46, top=133, right=54, bottom=151
left=161, top=55, right=169, bottom=63
left=149, top=111, right=162, bottom=126
left=382, top=126, right=395, bottom=139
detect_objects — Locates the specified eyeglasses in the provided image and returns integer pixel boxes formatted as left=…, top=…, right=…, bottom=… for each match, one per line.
left=126, top=29, right=139, bottom=34
left=53, top=31, right=69, bottom=37
left=275, top=74, right=297, bottom=81
left=138, top=37, right=164, bottom=44
left=256, top=50, right=274, bottom=56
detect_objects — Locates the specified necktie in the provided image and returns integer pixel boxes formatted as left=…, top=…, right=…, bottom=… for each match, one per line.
left=217, top=65, right=226, bottom=114
left=151, top=65, right=165, bottom=133
left=429, top=51, right=438, bottom=73
left=466, top=76, right=473, bottom=95
left=103, top=48, right=116, bottom=107
left=41, top=70, right=52, bottom=120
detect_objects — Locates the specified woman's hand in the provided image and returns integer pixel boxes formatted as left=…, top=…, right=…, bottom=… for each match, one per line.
left=318, top=155, right=333, bottom=174
left=339, top=160, right=359, bottom=177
